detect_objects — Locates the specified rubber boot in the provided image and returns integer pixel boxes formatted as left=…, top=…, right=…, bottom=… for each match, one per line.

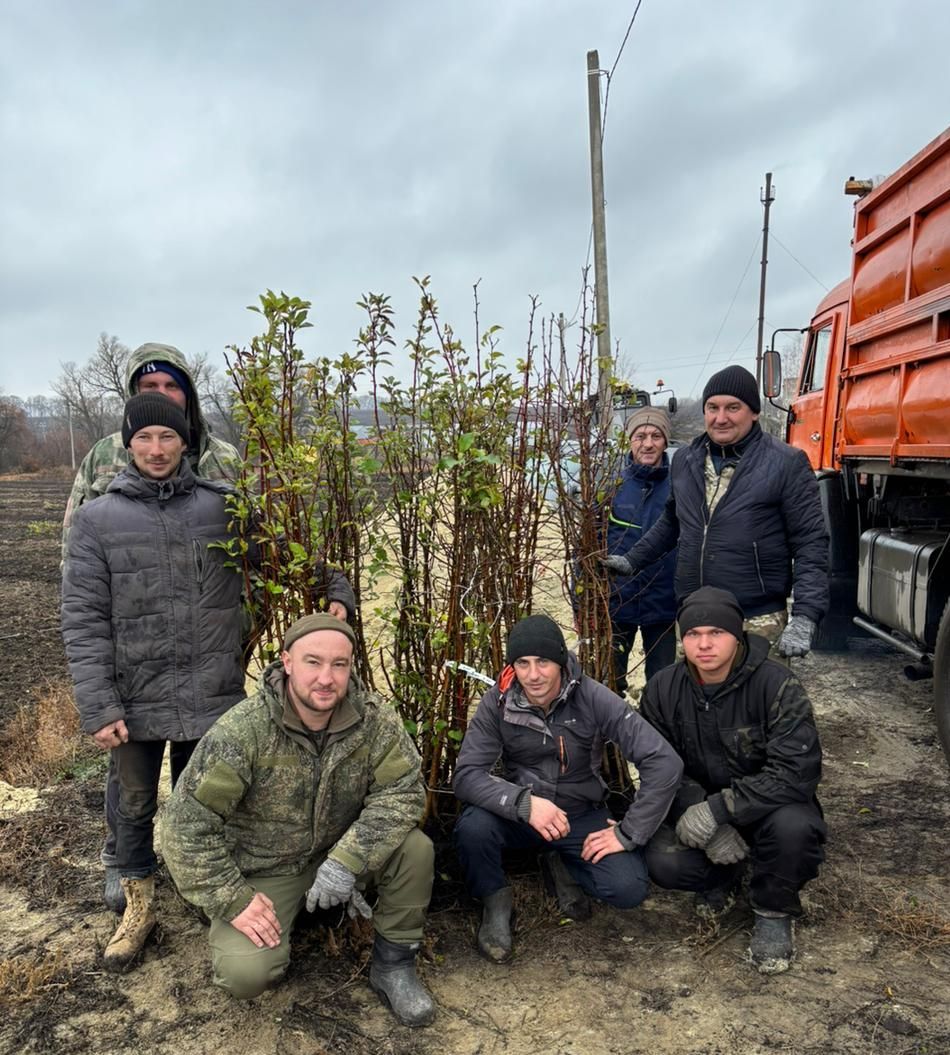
left=750, top=910, right=793, bottom=974
left=103, top=865, right=127, bottom=914
left=368, top=934, right=436, bottom=1027
left=477, top=886, right=513, bottom=963
left=103, top=876, right=156, bottom=972
left=540, top=852, right=591, bottom=921
left=694, top=884, right=736, bottom=920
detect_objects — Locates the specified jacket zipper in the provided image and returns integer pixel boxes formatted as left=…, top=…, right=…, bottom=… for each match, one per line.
left=752, top=541, right=766, bottom=593
left=192, top=539, right=204, bottom=587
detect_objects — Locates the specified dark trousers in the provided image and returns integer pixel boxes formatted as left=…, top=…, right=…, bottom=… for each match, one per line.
left=454, top=804, right=649, bottom=910
left=611, top=621, right=676, bottom=693
left=110, top=739, right=198, bottom=877
left=645, top=802, right=827, bottom=916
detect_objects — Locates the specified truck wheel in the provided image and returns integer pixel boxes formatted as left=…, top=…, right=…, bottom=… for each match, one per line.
left=935, top=598, right=950, bottom=768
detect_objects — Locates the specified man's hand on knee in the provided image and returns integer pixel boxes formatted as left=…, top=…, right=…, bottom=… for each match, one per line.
left=230, top=892, right=282, bottom=949
left=527, top=796, right=571, bottom=842
left=581, top=820, right=627, bottom=863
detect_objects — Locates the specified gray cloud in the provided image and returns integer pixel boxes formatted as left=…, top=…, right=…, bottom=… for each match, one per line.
left=1, top=0, right=948, bottom=407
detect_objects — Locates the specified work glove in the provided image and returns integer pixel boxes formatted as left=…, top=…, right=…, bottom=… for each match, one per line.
left=777, top=615, right=817, bottom=658
left=704, top=824, right=750, bottom=865
left=305, top=858, right=373, bottom=919
left=675, top=801, right=719, bottom=849
left=601, top=554, right=634, bottom=576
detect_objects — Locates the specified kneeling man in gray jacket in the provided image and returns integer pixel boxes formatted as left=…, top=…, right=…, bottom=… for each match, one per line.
left=453, top=614, right=682, bottom=962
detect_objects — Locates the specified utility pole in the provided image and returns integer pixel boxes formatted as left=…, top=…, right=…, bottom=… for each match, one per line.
left=586, top=49, right=612, bottom=418
left=755, top=172, right=775, bottom=388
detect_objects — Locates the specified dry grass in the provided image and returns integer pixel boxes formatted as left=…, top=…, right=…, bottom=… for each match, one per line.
left=815, top=869, right=950, bottom=950
left=0, top=951, right=73, bottom=1006
left=0, top=680, right=98, bottom=786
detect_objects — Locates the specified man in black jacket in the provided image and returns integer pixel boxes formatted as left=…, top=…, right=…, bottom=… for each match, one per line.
left=453, top=614, right=682, bottom=963
left=639, top=587, right=826, bottom=974
left=603, top=365, right=829, bottom=658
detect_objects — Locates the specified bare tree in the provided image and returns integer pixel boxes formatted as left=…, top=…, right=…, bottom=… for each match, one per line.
left=188, top=354, right=242, bottom=448
left=87, top=333, right=132, bottom=401
left=0, top=393, right=31, bottom=471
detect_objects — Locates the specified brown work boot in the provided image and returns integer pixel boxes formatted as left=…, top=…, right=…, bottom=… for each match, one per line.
left=103, top=876, right=156, bottom=972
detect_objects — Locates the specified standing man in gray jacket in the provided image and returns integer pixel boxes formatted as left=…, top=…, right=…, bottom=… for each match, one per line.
left=61, top=343, right=243, bottom=915
left=453, top=614, right=682, bottom=963
left=61, top=394, right=355, bottom=973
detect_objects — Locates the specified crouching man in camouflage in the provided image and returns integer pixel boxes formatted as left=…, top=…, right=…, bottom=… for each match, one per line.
left=163, top=614, right=436, bottom=1027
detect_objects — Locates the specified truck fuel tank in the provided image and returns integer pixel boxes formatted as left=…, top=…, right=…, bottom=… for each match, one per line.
left=857, top=529, right=948, bottom=649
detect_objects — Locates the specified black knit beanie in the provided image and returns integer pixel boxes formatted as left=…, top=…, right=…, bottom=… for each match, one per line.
left=506, top=614, right=568, bottom=666
left=121, top=394, right=190, bottom=448
left=677, top=586, right=745, bottom=640
left=701, top=364, right=761, bottom=414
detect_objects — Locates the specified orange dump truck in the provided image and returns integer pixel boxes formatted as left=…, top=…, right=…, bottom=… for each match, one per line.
left=764, top=125, right=950, bottom=763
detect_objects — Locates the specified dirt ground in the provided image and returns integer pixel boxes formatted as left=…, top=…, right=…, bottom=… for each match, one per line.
left=1, top=474, right=948, bottom=1055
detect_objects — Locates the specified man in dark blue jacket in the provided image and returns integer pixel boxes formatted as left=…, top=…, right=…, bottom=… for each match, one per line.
left=453, top=614, right=682, bottom=963
left=640, top=587, right=826, bottom=974
left=603, top=365, right=829, bottom=658
left=602, top=406, right=677, bottom=692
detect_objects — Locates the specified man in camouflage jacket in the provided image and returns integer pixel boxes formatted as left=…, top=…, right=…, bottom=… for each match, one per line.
left=162, top=614, right=436, bottom=1027
left=62, top=341, right=241, bottom=556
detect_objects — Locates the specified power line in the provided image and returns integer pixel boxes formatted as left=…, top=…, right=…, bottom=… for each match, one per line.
left=687, top=233, right=761, bottom=397
left=568, top=3, right=646, bottom=327
left=602, top=1, right=646, bottom=137
left=771, top=232, right=831, bottom=292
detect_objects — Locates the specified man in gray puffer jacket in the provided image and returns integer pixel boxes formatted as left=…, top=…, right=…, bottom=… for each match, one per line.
left=61, top=393, right=355, bottom=973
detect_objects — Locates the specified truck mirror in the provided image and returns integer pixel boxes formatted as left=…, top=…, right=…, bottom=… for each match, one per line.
left=763, top=349, right=782, bottom=398
left=667, top=396, right=678, bottom=415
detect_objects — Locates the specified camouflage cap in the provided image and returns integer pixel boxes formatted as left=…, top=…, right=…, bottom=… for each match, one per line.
left=282, top=613, right=356, bottom=653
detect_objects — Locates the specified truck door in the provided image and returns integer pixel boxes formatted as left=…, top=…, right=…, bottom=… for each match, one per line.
left=788, top=322, right=835, bottom=469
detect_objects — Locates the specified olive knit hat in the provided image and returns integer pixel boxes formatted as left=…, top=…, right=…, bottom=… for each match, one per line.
left=282, top=613, right=356, bottom=652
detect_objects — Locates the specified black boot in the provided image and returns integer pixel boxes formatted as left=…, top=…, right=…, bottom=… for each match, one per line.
left=540, top=852, right=591, bottom=921
left=477, top=886, right=513, bottom=963
left=369, top=935, right=435, bottom=1027
left=104, top=865, right=127, bottom=913
left=750, top=911, right=793, bottom=974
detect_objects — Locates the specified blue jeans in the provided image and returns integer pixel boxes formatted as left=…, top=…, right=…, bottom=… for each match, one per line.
left=112, top=739, right=198, bottom=878
left=454, top=804, right=649, bottom=909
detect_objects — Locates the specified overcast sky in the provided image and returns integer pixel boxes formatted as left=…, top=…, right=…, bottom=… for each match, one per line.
left=3, top=1, right=949, bottom=405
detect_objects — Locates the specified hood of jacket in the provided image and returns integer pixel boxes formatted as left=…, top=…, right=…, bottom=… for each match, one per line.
left=125, top=342, right=210, bottom=451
